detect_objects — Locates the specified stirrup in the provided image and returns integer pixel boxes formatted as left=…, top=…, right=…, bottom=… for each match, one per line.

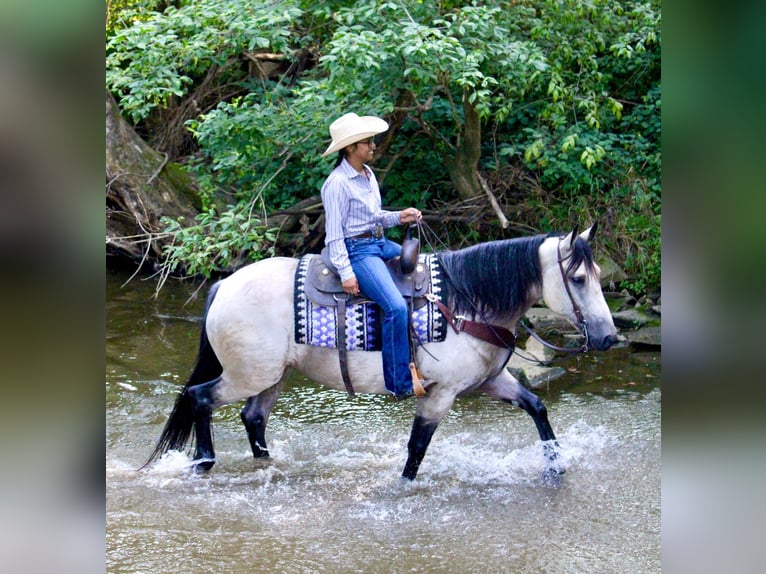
left=409, top=362, right=426, bottom=397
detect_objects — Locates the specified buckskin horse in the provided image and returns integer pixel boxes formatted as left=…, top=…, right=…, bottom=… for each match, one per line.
left=144, top=224, right=618, bottom=480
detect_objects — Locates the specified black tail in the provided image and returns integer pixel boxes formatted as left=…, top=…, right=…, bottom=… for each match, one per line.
left=140, top=282, right=223, bottom=469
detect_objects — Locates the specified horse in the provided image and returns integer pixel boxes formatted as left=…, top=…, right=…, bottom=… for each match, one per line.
left=144, top=224, right=618, bottom=481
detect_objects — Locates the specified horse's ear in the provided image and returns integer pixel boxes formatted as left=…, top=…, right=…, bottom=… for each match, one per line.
left=568, top=224, right=579, bottom=249
left=579, top=221, right=598, bottom=243
left=559, top=224, right=579, bottom=254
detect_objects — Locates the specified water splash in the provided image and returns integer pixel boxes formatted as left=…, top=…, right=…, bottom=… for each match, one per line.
left=554, top=419, right=614, bottom=471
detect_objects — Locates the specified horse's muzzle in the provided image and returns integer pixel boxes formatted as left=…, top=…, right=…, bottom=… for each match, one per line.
left=590, top=333, right=619, bottom=351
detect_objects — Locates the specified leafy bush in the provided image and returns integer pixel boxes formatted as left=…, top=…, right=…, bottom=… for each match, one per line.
left=107, top=0, right=661, bottom=295
left=158, top=203, right=277, bottom=285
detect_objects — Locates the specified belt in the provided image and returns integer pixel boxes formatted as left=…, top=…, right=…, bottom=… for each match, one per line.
left=348, top=225, right=384, bottom=240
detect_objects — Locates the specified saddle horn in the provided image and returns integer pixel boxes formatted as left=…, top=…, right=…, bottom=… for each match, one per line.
left=400, top=224, right=420, bottom=274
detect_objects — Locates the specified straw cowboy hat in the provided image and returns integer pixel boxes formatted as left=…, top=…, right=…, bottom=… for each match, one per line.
left=321, top=112, right=389, bottom=157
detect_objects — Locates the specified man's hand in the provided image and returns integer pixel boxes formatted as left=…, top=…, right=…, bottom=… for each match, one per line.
left=342, top=277, right=359, bottom=296
left=399, top=207, right=422, bottom=224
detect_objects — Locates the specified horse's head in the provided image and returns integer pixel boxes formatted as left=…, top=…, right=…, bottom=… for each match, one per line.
left=538, top=223, right=619, bottom=351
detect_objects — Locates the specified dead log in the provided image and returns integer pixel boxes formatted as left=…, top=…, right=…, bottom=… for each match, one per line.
left=106, top=90, right=202, bottom=266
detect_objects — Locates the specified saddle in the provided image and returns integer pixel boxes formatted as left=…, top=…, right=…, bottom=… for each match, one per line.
left=304, top=247, right=430, bottom=309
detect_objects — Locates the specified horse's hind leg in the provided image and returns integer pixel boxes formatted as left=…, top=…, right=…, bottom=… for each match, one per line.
left=187, top=377, right=222, bottom=472
left=240, top=381, right=283, bottom=459
left=479, top=370, right=565, bottom=477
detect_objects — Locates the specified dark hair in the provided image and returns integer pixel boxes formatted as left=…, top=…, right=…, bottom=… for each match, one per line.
left=333, top=150, right=345, bottom=168
left=437, top=236, right=547, bottom=320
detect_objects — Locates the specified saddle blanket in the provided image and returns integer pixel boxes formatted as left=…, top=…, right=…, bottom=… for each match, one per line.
left=293, top=253, right=447, bottom=351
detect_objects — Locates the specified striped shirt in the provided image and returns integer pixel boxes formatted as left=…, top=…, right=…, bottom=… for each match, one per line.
left=321, top=158, right=401, bottom=281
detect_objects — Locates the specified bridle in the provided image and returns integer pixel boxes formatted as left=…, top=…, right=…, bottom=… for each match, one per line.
left=520, top=237, right=590, bottom=356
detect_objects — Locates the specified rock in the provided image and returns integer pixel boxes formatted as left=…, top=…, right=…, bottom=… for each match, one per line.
left=612, top=308, right=652, bottom=329
left=507, top=334, right=566, bottom=388
left=597, top=255, right=628, bottom=288
left=604, top=291, right=635, bottom=313
left=510, top=364, right=568, bottom=389
left=652, top=305, right=661, bottom=315
left=624, top=326, right=661, bottom=347
left=524, top=336, right=557, bottom=362
left=523, top=307, right=576, bottom=334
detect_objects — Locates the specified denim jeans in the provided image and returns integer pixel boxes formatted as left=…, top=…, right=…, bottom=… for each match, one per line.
left=345, top=237, right=413, bottom=396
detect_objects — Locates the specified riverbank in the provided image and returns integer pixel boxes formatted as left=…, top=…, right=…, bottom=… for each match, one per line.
left=511, top=291, right=661, bottom=388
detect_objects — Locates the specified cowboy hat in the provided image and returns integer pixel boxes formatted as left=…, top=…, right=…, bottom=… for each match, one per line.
left=321, top=112, right=389, bottom=157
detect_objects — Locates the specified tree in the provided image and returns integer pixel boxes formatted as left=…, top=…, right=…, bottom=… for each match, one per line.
left=106, top=89, right=201, bottom=264
left=105, top=0, right=661, bottom=294
left=319, top=1, right=547, bottom=203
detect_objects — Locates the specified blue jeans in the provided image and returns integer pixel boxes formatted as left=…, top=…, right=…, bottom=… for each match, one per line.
left=345, top=237, right=413, bottom=396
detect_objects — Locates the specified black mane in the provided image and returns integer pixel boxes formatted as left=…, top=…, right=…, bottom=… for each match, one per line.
left=436, top=233, right=596, bottom=321
left=437, top=235, right=546, bottom=321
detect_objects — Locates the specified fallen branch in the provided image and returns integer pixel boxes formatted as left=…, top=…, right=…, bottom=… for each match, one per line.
left=147, top=152, right=169, bottom=185
left=478, top=172, right=509, bottom=229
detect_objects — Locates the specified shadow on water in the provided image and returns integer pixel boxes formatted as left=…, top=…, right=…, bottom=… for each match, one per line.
left=106, top=269, right=660, bottom=574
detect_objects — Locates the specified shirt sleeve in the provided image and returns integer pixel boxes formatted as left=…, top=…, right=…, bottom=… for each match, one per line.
left=379, top=210, right=402, bottom=228
left=321, top=173, right=355, bottom=281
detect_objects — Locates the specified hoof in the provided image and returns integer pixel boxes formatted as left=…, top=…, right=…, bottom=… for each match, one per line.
left=542, top=441, right=566, bottom=478
left=542, top=466, right=564, bottom=486
left=193, top=458, right=215, bottom=474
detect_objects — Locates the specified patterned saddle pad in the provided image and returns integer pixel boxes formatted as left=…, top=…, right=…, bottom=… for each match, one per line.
left=293, top=253, right=447, bottom=351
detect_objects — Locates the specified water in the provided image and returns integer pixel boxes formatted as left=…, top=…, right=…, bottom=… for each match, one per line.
left=106, top=270, right=660, bottom=573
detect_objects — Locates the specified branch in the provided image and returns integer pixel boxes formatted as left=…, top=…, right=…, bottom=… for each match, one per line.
left=478, top=173, right=509, bottom=229
left=243, top=52, right=287, bottom=63
left=251, top=148, right=295, bottom=222
left=146, top=152, right=169, bottom=185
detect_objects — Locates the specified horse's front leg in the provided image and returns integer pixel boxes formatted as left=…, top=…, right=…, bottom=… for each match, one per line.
left=478, top=370, right=565, bottom=478
left=402, top=389, right=456, bottom=481
left=240, top=381, right=283, bottom=459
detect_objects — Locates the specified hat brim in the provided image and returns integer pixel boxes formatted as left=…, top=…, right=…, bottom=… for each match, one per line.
left=321, top=116, right=389, bottom=157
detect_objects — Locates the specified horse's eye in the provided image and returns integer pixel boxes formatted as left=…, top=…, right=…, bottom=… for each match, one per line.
left=569, top=275, right=585, bottom=286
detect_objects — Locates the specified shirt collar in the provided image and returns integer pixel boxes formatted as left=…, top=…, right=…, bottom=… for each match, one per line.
left=339, top=158, right=370, bottom=180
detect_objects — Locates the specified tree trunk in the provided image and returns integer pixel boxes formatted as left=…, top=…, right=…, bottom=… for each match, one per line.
left=445, top=94, right=483, bottom=200
left=444, top=95, right=509, bottom=227
left=106, top=90, right=201, bottom=264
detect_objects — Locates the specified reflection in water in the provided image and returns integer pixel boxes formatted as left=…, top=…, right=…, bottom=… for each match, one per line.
left=106, top=270, right=660, bottom=573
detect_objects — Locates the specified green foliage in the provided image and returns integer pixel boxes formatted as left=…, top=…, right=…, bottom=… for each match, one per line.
left=160, top=204, right=278, bottom=280
left=106, top=0, right=163, bottom=34
left=106, top=0, right=303, bottom=123
left=490, top=0, right=661, bottom=292
left=322, top=1, right=547, bottom=136
left=185, top=87, right=336, bottom=208
left=107, top=0, right=661, bottom=295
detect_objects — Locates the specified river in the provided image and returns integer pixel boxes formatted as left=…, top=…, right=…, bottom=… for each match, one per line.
left=106, top=268, right=660, bottom=573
